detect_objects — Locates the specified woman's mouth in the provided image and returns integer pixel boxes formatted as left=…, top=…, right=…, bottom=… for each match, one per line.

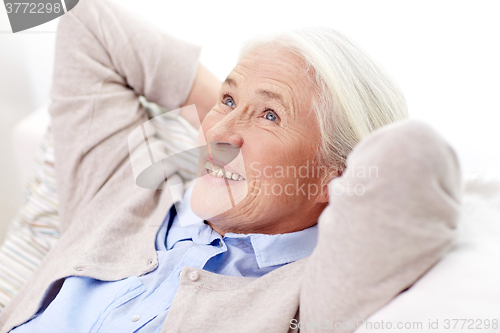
left=205, top=161, right=245, bottom=181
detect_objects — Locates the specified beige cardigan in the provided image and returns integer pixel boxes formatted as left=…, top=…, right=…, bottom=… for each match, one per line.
left=0, top=0, right=462, bottom=331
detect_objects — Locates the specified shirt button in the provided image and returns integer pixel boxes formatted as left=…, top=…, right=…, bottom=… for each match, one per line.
left=131, top=315, right=141, bottom=322
left=189, top=271, right=200, bottom=281
left=219, top=240, right=223, bottom=247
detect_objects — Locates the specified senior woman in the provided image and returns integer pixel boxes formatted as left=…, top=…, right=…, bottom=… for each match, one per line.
left=0, top=0, right=461, bottom=332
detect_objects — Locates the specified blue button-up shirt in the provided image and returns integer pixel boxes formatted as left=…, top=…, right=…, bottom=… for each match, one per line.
left=12, top=184, right=318, bottom=333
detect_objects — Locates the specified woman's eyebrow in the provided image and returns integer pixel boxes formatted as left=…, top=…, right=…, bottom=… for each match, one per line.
left=223, top=76, right=289, bottom=111
left=257, top=89, right=289, bottom=110
left=223, top=77, right=237, bottom=87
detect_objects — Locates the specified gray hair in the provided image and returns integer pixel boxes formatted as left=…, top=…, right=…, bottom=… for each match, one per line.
left=239, top=27, right=409, bottom=173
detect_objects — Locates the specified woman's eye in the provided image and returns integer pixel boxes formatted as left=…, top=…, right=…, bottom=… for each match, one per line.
left=222, top=96, right=235, bottom=108
left=264, top=110, right=278, bottom=122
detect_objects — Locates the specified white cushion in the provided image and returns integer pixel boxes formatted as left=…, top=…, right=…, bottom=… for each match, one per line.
left=355, top=168, right=500, bottom=332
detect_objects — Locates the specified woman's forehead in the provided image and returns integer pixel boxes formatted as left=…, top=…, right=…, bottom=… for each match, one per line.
left=232, top=46, right=308, bottom=82
left=225, top=46, right=316, bottom=113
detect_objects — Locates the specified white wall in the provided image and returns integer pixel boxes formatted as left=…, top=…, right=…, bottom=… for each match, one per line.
left=0, top=0, right=499, bottom=239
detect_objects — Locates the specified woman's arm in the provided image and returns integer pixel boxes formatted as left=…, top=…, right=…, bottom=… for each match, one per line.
left=300, top=120, right=462, bottom=332
left=181, top=63, right=221, bottom=128
left=50, top=0, right=201, bottom=232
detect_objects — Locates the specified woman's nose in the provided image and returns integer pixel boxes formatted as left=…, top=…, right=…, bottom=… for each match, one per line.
left=204, top=113, right=244, bottom=148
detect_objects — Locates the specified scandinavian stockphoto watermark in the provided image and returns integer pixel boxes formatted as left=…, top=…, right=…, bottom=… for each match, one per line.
left=248, top=161, right=379, bottom=199
left=128, top=103, right=380, bottom=228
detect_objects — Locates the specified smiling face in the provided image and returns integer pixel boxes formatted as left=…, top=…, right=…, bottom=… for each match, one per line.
left=190, top=46, right=332, bottom=235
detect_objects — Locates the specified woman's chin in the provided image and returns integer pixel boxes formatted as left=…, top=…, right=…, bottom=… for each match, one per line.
left=190, top=172, right=248, bottom=220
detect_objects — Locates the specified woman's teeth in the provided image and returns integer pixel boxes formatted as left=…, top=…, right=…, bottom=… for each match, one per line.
left=205, top=162, right=245, bottom=181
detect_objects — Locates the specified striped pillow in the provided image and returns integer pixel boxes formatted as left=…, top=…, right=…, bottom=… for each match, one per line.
left=0, top=127, right=59, bottom=310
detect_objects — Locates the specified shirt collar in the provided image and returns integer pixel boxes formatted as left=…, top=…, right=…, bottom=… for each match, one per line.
left=166, top=182, right=318, bottom=268
left=224, top=225, right=318, bottom=268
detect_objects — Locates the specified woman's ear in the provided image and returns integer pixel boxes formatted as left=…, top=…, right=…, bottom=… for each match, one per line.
left=316, top=164, right=343, bottom=204
left=317, top=181, right=330, bottom=203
